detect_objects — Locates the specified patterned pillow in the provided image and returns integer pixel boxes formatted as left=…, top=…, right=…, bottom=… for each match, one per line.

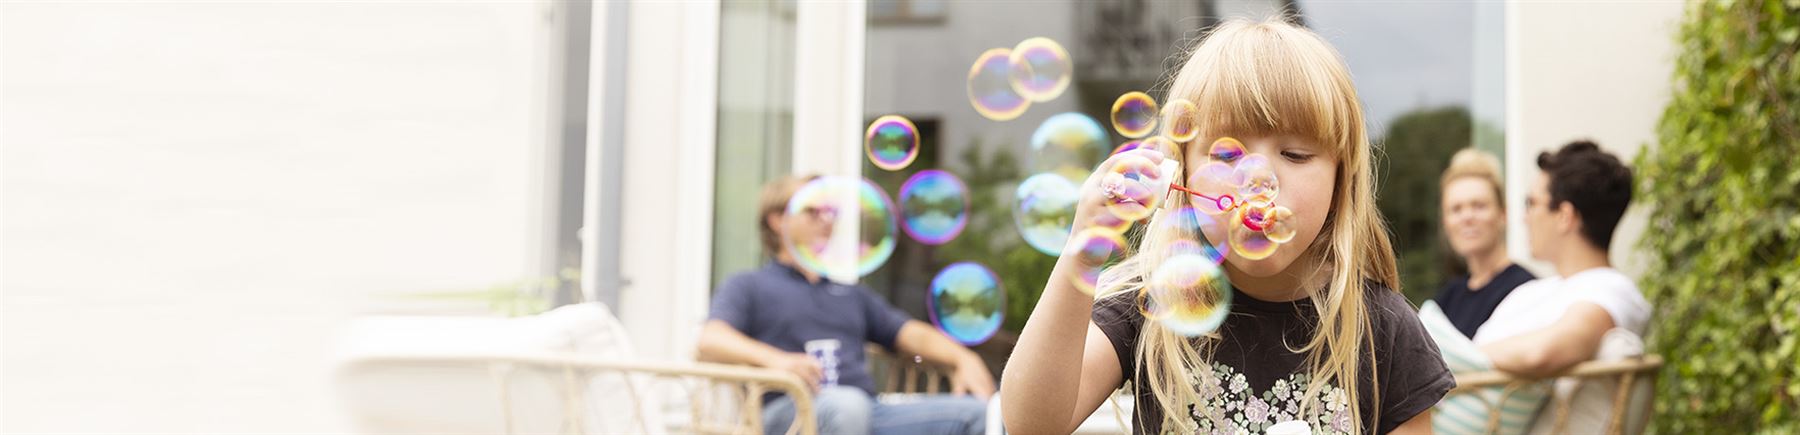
left=1418, top=301, right=1549, bottom=435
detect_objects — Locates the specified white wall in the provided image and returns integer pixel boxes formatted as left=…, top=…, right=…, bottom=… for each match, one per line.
left=2, top=2, right=555, bottom=431
left=1504, top=0, right=1686, bottom=279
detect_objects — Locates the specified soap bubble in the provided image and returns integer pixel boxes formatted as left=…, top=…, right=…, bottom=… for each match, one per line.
left=1068, top=227, right=1128, bottom=296
left=1007, top=37, right=1073, bottom=102
left=783, top=177, right=897, bottom=280
left=1014, top=173, right=1080, bottom=256
left=898, top=170, right=970, bottom=245
left=1110, top=92, right=1159, bottom=139
left=1161, top=98, right=1200, bottom=143
left=968, top=48, right=1031, bottom=121
left=1142, top=253, right=1231, bottom=336
left=928, top=262, right=1004, bottom=345
left=1030, top=112, right=1110, bottom=182
left=865, top=115, right=920, bottom=171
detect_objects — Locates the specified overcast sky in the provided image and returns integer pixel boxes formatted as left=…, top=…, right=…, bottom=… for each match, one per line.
left=1296, top=0, right=1485, bottom=136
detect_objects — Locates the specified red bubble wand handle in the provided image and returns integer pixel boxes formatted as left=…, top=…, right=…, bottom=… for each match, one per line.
left=1169, top=184, right=1239, bottom=214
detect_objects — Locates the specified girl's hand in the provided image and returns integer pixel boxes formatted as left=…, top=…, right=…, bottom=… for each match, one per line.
left=1069, top=148, right=1169, bottom=240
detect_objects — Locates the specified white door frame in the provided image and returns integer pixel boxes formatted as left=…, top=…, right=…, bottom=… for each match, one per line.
left=591, top=0, right=868, bottom=361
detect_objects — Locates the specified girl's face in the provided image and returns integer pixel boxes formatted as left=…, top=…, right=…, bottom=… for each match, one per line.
left=1183, top=134, right=1339, bottom=277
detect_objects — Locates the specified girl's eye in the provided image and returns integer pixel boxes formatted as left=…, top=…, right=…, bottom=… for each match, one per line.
left=1280, top=151, right=1313, bottom=162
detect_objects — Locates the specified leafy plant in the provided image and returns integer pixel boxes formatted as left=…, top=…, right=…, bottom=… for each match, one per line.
left=1374, top=106, right=1476, bottom=303
left=401, top=268, right=581, bottom=317
left=1636, top=0, right=1799, bottom=431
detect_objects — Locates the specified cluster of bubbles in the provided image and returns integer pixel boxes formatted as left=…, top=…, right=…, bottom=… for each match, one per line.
left=928, top=262, right=1005, bottom=346
left=785, top=114, right=990, bottom=344
left=1011, top=112, right=1113, bottom=256
left=1178, top=137, right=1301, bottom=260
left=967, top=37, right=1073, bottom=122
left=1086, top=92, right=1276, bottom=337
left=1138, top=207, right=1232, bottom=335
left=860, top=114, right=974, bottom=247
left=939, top=38, right=1300, bottom=342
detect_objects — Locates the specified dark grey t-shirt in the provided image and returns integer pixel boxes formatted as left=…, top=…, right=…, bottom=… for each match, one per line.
left=1093, top=282, right=1454, bottom=434
left=708, top=262, right=913, bottom=397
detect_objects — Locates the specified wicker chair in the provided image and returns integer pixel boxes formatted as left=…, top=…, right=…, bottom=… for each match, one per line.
left=1446, top=355, right=1663, bottom=435
left=866, top=344, right=955, bottom=394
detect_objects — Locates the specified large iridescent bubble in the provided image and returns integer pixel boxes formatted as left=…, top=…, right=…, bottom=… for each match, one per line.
left=1030, top=112, right=1110, bottom=183
left=782, top=177, right=897, bottom=280
left=1110, top=92, right=1159, bottom=139
left=1142, top=253, right=1232, bottom=336
left=1099, top=155, right=1175, bottom=223
left=928, top=262, right=1004, bottom=345
left=1014, top=173, right=1080, bottom=256
left=1007, top=37, right=1073, bottom=103
left=1161, top=98, right=1200, bottom=143
left=1153, top=207, right=1228, bottom=265
left=898, top=170, right=970, bottom=245
left=1068, top=227, right=1128, bottom=296
left=967, top=48, right=1030, bottom=121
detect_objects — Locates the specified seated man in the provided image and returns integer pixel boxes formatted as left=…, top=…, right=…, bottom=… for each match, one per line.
left=1475, top=141, right=1651, bottom=411
left=696, top=175, right=994, bottom=435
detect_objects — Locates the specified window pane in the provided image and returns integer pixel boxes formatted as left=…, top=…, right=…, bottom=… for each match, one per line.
left=713, top=0, right=797, bottom=290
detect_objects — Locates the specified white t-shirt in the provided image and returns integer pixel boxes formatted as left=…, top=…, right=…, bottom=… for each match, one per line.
left=1472, top=267, right=1651, bottom=345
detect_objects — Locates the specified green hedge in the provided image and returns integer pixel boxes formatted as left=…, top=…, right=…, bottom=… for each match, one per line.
left=1637, top=0, right=1800, bottom=432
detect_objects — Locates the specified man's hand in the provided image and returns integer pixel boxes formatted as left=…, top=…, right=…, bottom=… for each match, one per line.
left=761, top=352, right=824, bottom=392
left=949, top=355, right=996, bottom=401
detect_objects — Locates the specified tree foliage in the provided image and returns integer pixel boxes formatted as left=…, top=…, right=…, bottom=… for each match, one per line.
left=1637, top=0, right=1800, bottom=431
left=1375, top=106, right=1476, bottom=303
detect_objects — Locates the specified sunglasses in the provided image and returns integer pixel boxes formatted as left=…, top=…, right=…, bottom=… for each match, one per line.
left=800, top=206, right=839, bottom=221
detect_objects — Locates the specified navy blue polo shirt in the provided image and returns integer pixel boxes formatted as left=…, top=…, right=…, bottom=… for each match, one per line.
left=707, top=261, right=913, bottom=397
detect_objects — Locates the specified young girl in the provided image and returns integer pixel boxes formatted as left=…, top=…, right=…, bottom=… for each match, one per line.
left=1001, top=17, right=1452, bottom=435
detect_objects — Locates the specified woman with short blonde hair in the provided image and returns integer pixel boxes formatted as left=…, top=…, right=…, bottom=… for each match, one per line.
left=1435, top=148, right=1535, bottom=338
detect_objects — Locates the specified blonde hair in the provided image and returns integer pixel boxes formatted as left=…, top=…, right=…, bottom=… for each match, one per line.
left=1096, top=16, right=1399, bottom=434
left=1440, top=148, right=1506, bottom=209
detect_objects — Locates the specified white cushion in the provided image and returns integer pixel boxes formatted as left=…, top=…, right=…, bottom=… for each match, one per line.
left=332, top=303, right=663, bottom=434
left=1420, top=301, right=1550, bottom=435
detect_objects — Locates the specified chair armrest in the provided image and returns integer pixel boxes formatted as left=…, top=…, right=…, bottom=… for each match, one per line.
left=1450, top=355, right=1664, bottom=392
left=339, top=351, right=818, bottom=435
left=1445, top=354, right=1663, bottom=435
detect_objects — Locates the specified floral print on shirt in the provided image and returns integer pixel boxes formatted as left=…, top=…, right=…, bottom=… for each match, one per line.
left=1176, top=362, right=1354, bottom=435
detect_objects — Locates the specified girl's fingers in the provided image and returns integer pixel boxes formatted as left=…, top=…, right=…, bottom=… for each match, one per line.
left=1122, top=147, right=1165, bottom=165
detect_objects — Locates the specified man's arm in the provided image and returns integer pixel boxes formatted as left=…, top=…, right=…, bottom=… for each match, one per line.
left=1479, top=302, right=1614, bottom=378
left=696, top=319, right=822, bottom=390
left=894, top=320, right=995, bottom=400
left=696, top=319, right=783, bottom=366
